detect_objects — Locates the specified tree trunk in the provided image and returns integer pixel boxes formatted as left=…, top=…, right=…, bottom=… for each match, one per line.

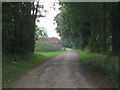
left=111, top=3, right=119, bottom=56
left=102, top=3, right=107, bottom=54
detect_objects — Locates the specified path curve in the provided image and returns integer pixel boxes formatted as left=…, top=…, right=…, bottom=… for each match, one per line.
left=12, top=50, right=112, bottom=88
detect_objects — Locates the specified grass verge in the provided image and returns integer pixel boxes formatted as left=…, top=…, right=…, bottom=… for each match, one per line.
left=76, top=50, right=118, bottom=87
left=2, top=50, right=66, bottom=88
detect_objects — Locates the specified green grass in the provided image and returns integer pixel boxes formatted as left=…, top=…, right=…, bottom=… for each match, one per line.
left=2, top=50, right=66, bottom=88
left=76, top=50, right=118, bottom=87
left=65, top=48, right=73, bottom=50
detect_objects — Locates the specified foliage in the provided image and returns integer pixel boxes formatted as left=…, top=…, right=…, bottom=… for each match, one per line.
left=35, top=41, right=63, bottom=52
left=2, top=50, right=66, bottom=88
left=77, top=50, right=118, bottom=87
left=35, top=26, right=48, bottom=40
left=2, top=2, right=44, bottom=54
left=55, top=2, right=119, bottom=55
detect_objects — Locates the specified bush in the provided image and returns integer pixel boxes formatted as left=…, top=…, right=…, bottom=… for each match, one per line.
left=35, top=41, right=63, bottom=52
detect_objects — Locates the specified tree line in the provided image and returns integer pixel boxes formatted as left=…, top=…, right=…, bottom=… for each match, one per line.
left=55, top=2, right=120, bottom=55
left=2, top=2, right=44, bottom=54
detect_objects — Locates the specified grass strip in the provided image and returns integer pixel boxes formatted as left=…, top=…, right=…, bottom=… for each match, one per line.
left=2, top=50, right=66, bottom=88
left=76, top=50, right=118, bottom=87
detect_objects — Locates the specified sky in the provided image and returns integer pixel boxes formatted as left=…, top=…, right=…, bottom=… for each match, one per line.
left=36, top=0, right=61, bottom=39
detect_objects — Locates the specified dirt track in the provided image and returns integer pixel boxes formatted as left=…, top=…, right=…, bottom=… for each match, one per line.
left=12, top=50, right=112, bottom=88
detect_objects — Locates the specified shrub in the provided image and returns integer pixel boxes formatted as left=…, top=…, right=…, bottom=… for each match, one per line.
left=35, top=41, right=63, bottom=52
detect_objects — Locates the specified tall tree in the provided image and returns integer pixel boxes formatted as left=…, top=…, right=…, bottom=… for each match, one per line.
left=2, top=2, right=44, bottom=54
left=55, top=2, right=119, bottom=55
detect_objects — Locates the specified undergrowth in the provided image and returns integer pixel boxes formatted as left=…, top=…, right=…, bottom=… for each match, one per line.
left=77, top=50, right=118, bottom=87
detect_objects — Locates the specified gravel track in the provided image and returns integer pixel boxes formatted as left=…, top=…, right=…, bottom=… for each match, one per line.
left=12, top=50, right=112, bottom=88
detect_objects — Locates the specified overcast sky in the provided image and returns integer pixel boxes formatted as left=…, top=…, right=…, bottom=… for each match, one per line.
left=36, top=0, right=61, bottom=39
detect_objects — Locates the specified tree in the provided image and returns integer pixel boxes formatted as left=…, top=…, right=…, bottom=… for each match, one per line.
left=55, top=2, right=119, bottom=55
left=35, top=26, right=48, bottom=40
left=2, top=1, right=44, bottom=54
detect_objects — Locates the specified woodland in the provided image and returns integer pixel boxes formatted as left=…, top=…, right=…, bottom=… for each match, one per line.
left=2, top=2, right=120, bottom=88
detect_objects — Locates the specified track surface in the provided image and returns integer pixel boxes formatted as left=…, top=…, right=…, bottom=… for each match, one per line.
left=12, top=50, right=111, bottom=88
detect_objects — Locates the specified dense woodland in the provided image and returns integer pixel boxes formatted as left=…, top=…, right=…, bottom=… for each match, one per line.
left=2, top=2, right=44, bottom=54
left=55, top=2, right=120, bottom=56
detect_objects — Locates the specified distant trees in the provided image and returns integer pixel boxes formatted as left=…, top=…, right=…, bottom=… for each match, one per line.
left=55, top=2, right=119, bottom=55
left=35, top=26, right=48, bottom=40
left=2, top=2, right=44, bottom=54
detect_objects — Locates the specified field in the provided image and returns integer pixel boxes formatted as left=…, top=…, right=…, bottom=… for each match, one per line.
left=2, top=50, right=66, bottom=88
left=77, top=50, right=118, bottom=87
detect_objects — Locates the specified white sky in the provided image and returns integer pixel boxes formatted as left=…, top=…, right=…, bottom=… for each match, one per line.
left=36, top=0, right=61, bottom=39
